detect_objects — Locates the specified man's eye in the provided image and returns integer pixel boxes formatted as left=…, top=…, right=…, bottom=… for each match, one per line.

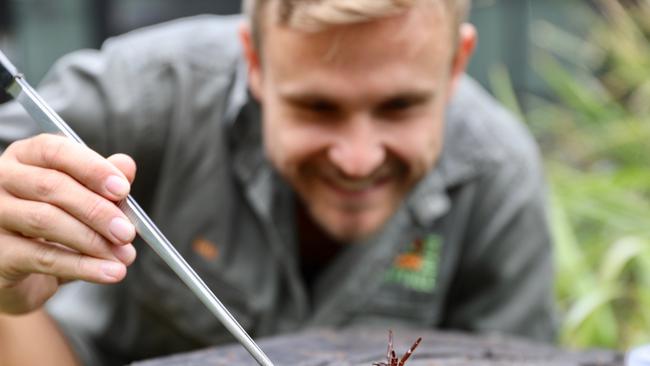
left=290, top=100, right=341, bottom=120
left=379, top=98, right=415, bottom=112
left=303, top=100, right=338, bottom=113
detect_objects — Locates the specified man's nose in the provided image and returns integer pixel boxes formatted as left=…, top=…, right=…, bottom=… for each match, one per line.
left=327, top=117, right=386, bottom=177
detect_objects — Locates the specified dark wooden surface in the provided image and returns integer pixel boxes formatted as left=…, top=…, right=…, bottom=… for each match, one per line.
left=132, top=327, right=624, bottom=366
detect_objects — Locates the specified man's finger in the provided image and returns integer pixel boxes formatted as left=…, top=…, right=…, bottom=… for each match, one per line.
left=2, top=163, right=136, bottom=246
left=0, top=235, right=127, bottom=284
left=107, top=153, right=137, bottom=184
left=0, top=198, right=135, bottom=264
left=9, top=134, right=131, bottom=201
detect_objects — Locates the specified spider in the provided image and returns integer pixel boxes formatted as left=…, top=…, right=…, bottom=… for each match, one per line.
left=372, top=330, right=422, bottom=366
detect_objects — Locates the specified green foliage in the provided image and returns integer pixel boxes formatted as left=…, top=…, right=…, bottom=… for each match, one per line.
left=492, top=0, right=650, bottom=350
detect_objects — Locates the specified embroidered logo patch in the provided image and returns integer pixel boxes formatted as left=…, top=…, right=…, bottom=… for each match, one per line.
left=384, top=234, right=440, bottom=292
left=192, top=237, right=220, bottom=261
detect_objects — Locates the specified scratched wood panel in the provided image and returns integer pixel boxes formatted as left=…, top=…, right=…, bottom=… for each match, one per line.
left=131, top=327, right=624, bottom=366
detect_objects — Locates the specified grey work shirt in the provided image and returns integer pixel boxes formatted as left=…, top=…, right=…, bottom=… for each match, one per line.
left=0, top=15, right=556, bottom=366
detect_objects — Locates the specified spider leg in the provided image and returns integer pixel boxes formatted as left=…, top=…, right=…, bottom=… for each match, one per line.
left=391, top=350, right=398, bottom=366
left=375, top=330, right=395, bottom=366
left=387, top=329, right=394, bottom=361
left=397, top=337, right=422, bottom=366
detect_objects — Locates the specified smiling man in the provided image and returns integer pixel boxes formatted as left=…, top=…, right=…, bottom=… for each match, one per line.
left=0, top=1, right=555, bottom=365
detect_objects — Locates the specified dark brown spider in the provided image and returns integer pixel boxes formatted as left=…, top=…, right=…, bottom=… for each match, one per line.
left=372, top=330, right=422, bottom=366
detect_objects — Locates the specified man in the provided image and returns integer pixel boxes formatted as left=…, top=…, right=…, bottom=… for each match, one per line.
left=0, top=0, right=555, bottom=365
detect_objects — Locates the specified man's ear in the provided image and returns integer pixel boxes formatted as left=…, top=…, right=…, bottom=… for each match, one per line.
left=239, top=22, right=264, bottom=101
left=448, top=23, right=477, bottom=96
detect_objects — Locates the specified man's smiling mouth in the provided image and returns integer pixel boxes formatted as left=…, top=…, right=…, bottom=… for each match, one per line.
left=322, top=174, right=392, bottom=196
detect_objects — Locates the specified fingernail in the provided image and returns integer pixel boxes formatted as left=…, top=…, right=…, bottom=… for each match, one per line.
left=101, top=261, right=125, bottom=280
left=109, top=217, right=136, bottom=243
left=105, top=175, right=130, bottom=197
left=112, top=244, right=137, bottom=264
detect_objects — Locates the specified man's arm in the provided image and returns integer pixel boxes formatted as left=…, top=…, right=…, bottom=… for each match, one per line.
left=0, top=16, right=243, bottom=364
left=0, top=47, right=142, bottom=365
left=0, top=310, right=80, bottom=366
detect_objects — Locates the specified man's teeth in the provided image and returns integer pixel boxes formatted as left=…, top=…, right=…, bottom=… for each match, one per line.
left=332, top=177, right=378, bottom=191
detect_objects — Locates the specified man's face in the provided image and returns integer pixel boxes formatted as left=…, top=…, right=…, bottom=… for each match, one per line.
left=248, top=4, right=464, bottom=242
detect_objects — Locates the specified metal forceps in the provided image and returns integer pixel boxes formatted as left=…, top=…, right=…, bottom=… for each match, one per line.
left=0, top=50, right=274, bottom=366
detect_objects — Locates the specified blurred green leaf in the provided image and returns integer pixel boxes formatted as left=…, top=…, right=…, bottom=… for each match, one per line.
left=488, top=63, right=524, bottom=120
left=563, top=285, right=620, bottom=337
left=600, top=237, right=647, bottom=282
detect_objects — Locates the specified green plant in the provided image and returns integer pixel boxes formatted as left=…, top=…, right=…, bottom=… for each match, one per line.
left=492, top=0, right=650, bottom=350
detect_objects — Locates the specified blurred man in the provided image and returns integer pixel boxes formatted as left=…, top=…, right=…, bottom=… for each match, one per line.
left=0, top=0, right=555, bottom=365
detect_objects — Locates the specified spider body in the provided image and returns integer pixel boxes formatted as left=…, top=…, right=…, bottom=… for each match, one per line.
left=372, top=330, right=422, bottom=366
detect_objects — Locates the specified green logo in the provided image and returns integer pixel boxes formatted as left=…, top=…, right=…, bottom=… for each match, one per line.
left=384, top=234, right=440, bottom=292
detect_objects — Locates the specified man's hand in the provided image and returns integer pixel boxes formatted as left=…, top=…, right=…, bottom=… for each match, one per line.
left=0, top=134, right=137, bottom=314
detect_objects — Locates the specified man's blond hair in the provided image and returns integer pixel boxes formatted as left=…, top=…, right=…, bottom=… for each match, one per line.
left=243, top=0, right=472, bottom=50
